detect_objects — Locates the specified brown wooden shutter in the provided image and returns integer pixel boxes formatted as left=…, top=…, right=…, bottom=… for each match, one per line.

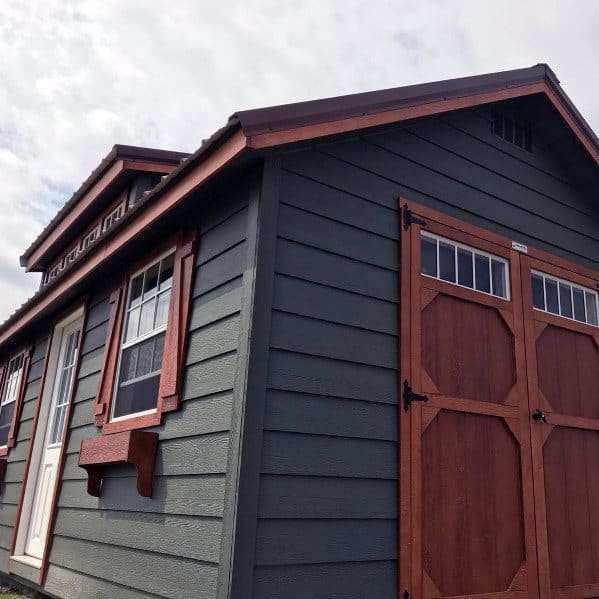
left=158, top=229, right=197, bottom=413
left=93, top=282, right=127, bottom=427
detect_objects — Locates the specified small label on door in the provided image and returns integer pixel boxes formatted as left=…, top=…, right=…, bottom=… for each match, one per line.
left=512, top=241, right=528, bottom=253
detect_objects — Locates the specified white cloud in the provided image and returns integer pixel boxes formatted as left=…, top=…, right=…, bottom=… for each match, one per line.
left=0, top=0, right=598, bottom=320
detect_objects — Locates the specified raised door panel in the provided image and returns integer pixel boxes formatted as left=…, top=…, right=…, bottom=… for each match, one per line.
left=422, top=411, right=525, bottom=597
left=543, top=427, right=599, bottom=591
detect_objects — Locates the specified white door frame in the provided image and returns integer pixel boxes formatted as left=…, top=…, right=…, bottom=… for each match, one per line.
left=12, top=306, right=84, bottom=567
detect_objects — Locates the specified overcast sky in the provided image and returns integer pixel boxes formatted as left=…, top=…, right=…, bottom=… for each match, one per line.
left=1, top=0, right=598, bottom=321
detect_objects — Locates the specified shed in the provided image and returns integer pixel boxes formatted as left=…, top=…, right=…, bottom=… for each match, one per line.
left=0, top=64, right=598, bottom=599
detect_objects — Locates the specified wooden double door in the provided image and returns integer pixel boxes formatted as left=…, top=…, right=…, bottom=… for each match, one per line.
left=399, top=200, right=599, bottom=599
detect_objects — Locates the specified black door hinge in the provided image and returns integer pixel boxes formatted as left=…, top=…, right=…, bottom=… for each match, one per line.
left=403, top=379, right=429, bottom=412
left=403, top=591, right=410, bottom=599
left=403, top=204, right=427, bottom=230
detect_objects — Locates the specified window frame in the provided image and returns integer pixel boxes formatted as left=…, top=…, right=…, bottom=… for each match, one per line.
left=0, top=346, right=33, bottom=457
left=110, top=248, right=175, bottom=423
left=530, top=269, right=599, bottom=327
left=420, top=230, right=511, bottom=301
left=93, top=229, right=197, bottom=434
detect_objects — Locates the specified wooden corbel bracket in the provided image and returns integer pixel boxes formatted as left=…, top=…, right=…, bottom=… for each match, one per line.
left=78, top=430, right=158, bottom=498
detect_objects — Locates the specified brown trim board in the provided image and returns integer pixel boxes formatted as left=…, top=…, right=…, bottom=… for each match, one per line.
left=25, top=159, right=179, bottom=272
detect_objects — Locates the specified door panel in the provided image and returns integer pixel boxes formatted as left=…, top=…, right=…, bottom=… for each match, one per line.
left=536, top=326, right=599, bottom=419
left=400, top=200, right=539, bottom=599
left=543, top=427, right=599, bottom=590
left=421, top=295, right=516, bottom=405
left=522, top=255, right=599, bottom=599
left=422, top=411, right=525, bottom=597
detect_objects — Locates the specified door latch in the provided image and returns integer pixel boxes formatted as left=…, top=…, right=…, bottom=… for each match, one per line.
left=532, top=409, right=547, bottom=423
left=403, top=379, right=429, bottom=412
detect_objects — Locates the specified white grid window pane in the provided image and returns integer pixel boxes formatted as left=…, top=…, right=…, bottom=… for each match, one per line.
left=586, top=292, right=598, bottom=326
left=0, top=353, right=25, bottom=447
left=125, top=307, right=141, bottom=342
left=420, top=236, right=437, bottom=277
left=420, top=232, right=509, bottom=301
left=155, top=290, right=171, bottom=329
left=457, top=248, right=474, bottom=288
left=531, top=270, right=599, bottom=327
left=48, top=328, right=80, bottom=446
left=1, top=354, right=24, bottom=407
left=138, top=300, right=156, bottom=337
left=112, top=251, right=175, bottom=420
left=439, top=241, right=456, bottom=283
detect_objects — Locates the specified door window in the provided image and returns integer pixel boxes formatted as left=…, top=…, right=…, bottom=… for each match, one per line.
left=531, top=270, right=598, bottom=326
left=48, top=328, right=80, bottom=446
left=420, top=231, right=510, bottom=299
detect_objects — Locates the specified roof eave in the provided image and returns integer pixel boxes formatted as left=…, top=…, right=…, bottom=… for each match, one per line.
left=20, top=145, right=191, bottom=267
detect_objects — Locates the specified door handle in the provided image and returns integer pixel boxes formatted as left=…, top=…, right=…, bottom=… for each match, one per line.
left=532, top=409, right=547, bottom=423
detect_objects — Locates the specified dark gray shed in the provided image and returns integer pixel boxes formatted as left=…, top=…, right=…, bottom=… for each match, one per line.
left=0, top=64, right=597, bottom=599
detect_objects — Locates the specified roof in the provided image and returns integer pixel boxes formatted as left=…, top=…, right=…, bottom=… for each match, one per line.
left=3, top=63, right=599, bottom=348
left=21, top=145, right=189, bottom=266
left=234, top=63, right=599, bottom=152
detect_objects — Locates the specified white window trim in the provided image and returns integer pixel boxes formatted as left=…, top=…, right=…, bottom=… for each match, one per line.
left=420, top=231, right=511, bottom=300
left=110, top=407, right=158, bottom=424
left=531, top=269, right=599, bottom=327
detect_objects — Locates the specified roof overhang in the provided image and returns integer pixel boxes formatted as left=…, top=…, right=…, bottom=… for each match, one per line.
left=0, top=130, right=247, bottom=347
left=3, top=63, right=599, bottom=349
left=236, top=64, right=599, bottom=166
left=21, top=145, right=190, bottom=272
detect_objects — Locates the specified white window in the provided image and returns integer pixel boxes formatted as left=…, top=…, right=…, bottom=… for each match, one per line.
left=102, top=205, right=123, bottom=233
left=63, top=246, right=78, bottom=268
left=420, top=231, right=510, bottom=300
left=48, top=327, right=80, bottom=446
left=111, top=251, right=175, bottom=420
left=0, top=354, right=25, bottom=446
left=531, top=270, right=599, bottom=327
left=80, top=227, right=99, bottom=251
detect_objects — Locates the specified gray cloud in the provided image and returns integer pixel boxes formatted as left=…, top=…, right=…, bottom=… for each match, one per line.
left=0, top=0, right=598, bottom=320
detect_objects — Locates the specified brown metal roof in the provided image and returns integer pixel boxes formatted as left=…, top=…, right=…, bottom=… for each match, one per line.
left=21, top=64, right=599, bottom=268
left=20, top=145, right=189, bottom=265
left=234, top=63, right=599, bottom=152
left=4, top=63, right=599, bottom=349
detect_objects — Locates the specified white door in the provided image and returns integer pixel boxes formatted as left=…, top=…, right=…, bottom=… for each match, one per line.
left=24, top=319, right=81, bottom=559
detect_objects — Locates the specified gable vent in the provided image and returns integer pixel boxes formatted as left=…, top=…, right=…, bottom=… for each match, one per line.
left=492, top=111, right=533, bottom=152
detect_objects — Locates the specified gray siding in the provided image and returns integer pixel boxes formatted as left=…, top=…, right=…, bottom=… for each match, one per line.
left=0, top=334, right=49, bottom=574
left=249, top=104, right=599, bottom=598
left=41, top=185, right=252, bottom=599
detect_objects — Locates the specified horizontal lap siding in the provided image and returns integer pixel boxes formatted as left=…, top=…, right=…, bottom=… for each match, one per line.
left=255, top=160, right=399, bottom=598
left=0, top=334, right=49, bottom=573
left=44, top=190, right=250, bottom=599
left=252, top=106, right=599, bottom=598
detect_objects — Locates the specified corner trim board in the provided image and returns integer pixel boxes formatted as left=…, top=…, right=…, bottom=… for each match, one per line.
left=218, top=157, right=281, bottom=599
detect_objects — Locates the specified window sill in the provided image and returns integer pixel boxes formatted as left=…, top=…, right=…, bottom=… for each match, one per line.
left=78, top=429, right=159, bottom=497
left=102, top=410, right=161, bottom=435
left=10, top=554, right=42, bottom=569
